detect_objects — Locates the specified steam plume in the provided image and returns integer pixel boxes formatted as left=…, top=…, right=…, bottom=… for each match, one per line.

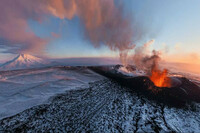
left=0, top=0, right=142, bottom=56
left=48, top=0, right=138, bottom=59
left=129, top=40, right=171, bottom=87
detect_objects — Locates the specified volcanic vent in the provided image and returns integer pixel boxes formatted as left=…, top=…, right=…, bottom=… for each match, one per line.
left=148, top=53, right=171, bottom=88
left=90, top=65, right=200, bottom=107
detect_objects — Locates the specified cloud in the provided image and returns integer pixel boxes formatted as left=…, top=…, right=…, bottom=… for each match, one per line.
left=0, top=0, right=49, bottom=54
left=164, top=52, right=200, bottom=65
left=47, top=0, right=139, bottom=51
left=190, top=53, right=199, bottom=60
left=0, top=0, right=145, bottom=55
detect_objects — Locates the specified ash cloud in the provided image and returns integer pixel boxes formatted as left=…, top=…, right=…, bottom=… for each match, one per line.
left=48, top=0, right=143, bottom=53
left=127, top=40, right=163, bottom=74
left=132, top=40, right=157, bottom=69
left=0, top=0, right=146, bottom=56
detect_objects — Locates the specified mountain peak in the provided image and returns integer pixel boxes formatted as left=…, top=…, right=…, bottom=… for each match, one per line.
left=0, top=54, right=46, bottom=71
left=15, top=54, right=42, bottom=62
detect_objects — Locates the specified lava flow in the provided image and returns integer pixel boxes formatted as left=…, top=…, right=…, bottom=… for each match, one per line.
left=150, top=66, right=171, bottom=87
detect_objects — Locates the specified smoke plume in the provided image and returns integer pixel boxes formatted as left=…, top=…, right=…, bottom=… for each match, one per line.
left=127, top=40, right=171, bottom=87
left=0, top=0, right=142, bottom=56
left=126, top=39, right=155, bottom=70
left=48, top=0, right=138, bottom=59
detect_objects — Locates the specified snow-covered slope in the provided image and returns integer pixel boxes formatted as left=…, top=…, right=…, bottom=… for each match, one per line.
left=0, top=54, right=46, bottom=70
left=0, top=79, right=200, bottom=132
left=0, top=66, right=105, bottom=119
left=0, top=66, right=200, bottom=132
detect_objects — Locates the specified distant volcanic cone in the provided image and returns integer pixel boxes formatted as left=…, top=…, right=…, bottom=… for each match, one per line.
left=0, top=54, right=47, bottom=71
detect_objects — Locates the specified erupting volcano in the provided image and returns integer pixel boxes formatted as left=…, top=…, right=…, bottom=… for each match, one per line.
left=150, top=67, right=171, bottom=87
left=148, top=56, right=171, bottom=88
left=147, top=51, right=171, bottom=88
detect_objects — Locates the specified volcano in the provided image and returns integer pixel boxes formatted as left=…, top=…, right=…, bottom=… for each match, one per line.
left=0, top=54, right=47, bottom=71
left=0, top=65, right=200, bottom=132
left=89, top=65, right=200, bottom=107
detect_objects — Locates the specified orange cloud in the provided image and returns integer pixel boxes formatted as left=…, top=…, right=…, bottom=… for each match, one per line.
left=164, top=52, right=200, bottom=65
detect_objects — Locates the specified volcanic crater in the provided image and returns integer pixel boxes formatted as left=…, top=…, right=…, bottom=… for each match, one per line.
left=89, top=65, right=200, bottom=107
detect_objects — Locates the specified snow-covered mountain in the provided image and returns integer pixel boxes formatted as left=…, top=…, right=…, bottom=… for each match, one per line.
left=0, top=54, right=47, bottom=70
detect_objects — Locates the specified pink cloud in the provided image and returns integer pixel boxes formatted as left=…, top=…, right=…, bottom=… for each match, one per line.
left=0, top=0, right=49, bottom=54
left=0, top=0, right=143, bottom=56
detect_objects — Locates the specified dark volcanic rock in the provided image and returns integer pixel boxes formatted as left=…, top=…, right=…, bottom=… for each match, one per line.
left=0, top=80, right=200, bottom=132
left=89, top=66, right=200, bottom=107
left=0, top=66, right=200, bottom=132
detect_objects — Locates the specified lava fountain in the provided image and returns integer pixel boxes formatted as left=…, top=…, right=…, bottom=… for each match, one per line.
left=143, top=50, right=171, bottom=88
left=150, top=67, right=171, bottom=87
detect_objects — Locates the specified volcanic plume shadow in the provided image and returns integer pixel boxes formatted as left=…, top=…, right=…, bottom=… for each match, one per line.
left=89, top=66, right=200, bottom=108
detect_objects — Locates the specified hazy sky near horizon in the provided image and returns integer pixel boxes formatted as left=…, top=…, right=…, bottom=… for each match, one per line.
left=0, top=0, right=200, bottom=64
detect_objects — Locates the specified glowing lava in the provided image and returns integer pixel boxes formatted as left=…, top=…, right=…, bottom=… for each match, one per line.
left=150, top=68, right=171, bottom=87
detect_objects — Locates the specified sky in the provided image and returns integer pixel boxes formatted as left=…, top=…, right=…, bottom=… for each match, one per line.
left=0, top=0, right=200, bottom=65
